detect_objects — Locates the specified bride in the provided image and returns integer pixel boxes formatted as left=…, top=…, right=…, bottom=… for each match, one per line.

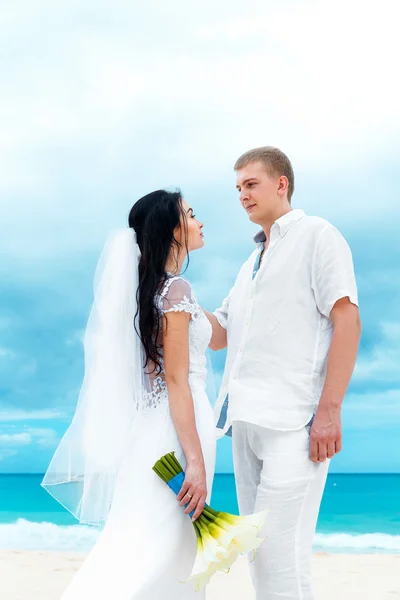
left=42, top=189, right=216, bottom=599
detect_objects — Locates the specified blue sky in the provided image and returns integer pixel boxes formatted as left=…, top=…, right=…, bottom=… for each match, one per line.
left=1, top=0, right=399, bottom=474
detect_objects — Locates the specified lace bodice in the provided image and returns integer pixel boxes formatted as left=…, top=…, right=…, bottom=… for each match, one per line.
left=143, top=276, right=212, bottom=410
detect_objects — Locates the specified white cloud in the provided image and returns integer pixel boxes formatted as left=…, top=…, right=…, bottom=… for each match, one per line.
left=0, top=347, right=15, bottom=359
left=0, top=0, right=399, bottom=268
left=0, top=427, right=59, bottom=449
left=0, top=432, right=32, bottom=445
left=0, top=409, right=67, bottom=422
left=0, top=318, right=13, bottom=330
left=0, top=449, right=18, bottom=462
left=25, top=427, right=59, bottom=448
left=0, top=1, right=398, bottom=474
left=0, top=348, right=37, bottom=379
left=357, top=269, right=400, bottom=296
left=353, top=321, right=400, bottom=384
left=65, top=330, right=85, bottom=347
left=344, top=388, right=400, bottom=429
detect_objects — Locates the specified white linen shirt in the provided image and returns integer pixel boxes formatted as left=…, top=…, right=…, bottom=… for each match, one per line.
left=213, top=209, right=358, bottom=437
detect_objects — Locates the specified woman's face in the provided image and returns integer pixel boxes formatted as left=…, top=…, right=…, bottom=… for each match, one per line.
left=177, top=199, right=204, bottom=252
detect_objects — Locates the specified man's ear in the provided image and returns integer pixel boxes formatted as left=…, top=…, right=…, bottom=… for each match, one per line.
left=278, top=176, right=289, bottom=196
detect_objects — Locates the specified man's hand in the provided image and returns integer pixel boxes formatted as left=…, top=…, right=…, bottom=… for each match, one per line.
left=309, top=405, right=342, bottom=463
left=203, top=310, right=227, bottom=351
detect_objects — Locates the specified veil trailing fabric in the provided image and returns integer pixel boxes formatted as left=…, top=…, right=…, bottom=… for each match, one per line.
left=41, top=228, right=147, bottom=526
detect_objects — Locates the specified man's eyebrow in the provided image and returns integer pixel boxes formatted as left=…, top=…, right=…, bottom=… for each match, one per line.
left=236, top=177, right=258, bottom=189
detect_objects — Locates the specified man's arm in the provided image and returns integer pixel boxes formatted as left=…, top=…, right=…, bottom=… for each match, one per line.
left=204, top=310, right=227, bottom=351
left=310, top=224, right=361, bottom=463
left=205, top=259, right=251, bottom=351
left=204, top=287, right=234, bottom=351
left=309, top=298, right=361, bottom=463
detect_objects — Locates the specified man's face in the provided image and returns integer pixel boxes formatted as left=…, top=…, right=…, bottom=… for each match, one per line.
left=236, top=161, right=281, bottom=224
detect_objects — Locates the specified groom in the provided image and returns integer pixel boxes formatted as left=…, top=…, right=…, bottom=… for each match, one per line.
left=206, top=147, right=361, bottom=599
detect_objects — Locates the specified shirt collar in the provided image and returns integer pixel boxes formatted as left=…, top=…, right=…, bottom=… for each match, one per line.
left=253, top=209, right=306, bottom=244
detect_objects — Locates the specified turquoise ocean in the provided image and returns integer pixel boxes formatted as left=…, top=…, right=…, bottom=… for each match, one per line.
left=0, top=474, right=399, bottom=554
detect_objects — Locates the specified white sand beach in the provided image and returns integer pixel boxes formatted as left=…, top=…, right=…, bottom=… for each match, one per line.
left=0, top=549, right=399, bottom=600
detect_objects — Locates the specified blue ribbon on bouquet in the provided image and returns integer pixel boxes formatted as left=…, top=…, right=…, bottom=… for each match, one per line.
left=168, top=472, right=208, bottom=518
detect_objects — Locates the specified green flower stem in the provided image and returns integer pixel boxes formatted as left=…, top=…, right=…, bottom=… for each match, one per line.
left=194, top=518, right=208, bottom=540
left=217, top=512, right=242, bottom=525
left=197, top=515, right=211, bottom=530
left=154, top=453, right=245, bottom=529
left=213, top=517, right=234, bottom=532
left=152, top=460, right=175, bottom=482
left=164, top=454, right=181, bottom=477
left=152, top=464, right=170, bottom=483
left=169, top=452, right=184, bottom=473
left=153, top=452, right=185, bottom=482
left=155, top=462, right=170, bottom=479
left=160, top=458, right=177, bottom=479
left=203, top=505, right=219, bottom=519
left=201, top=509, right=216, bottom=522
left=201, top=512, right=217, bottom=528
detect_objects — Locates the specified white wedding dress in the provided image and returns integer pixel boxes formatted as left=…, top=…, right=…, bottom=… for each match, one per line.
left=61, top=276, right=216, bottom=600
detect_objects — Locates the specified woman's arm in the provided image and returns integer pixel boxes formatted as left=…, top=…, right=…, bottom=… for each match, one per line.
left=162, top=311, right=207, bottom=521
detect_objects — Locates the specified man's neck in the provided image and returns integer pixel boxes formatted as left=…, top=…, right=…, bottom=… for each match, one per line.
left=260, top=205, right=292, bottom=239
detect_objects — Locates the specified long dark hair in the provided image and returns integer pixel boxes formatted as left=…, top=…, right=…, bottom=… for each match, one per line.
left=128, top=189, right=188, bottom=374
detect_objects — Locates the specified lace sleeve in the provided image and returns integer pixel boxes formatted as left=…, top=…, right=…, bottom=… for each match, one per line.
left=161, top=277, right=201, bottom=319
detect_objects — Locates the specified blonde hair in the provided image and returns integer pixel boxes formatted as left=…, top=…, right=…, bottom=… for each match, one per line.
left=234, top=146, right=295, bottom=202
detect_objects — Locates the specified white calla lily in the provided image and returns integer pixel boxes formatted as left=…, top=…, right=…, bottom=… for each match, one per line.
left=153, top=452, right=269, bottom=592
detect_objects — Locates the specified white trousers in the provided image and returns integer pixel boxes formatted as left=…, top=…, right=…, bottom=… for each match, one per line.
left=232, top=421, right=330, bottom=600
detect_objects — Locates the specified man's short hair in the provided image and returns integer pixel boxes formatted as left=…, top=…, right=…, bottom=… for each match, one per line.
left=234, top=146, right=295, bottom=202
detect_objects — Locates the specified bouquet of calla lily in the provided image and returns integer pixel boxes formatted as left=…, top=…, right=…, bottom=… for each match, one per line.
left=153, top=452, right=268, bottom=592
